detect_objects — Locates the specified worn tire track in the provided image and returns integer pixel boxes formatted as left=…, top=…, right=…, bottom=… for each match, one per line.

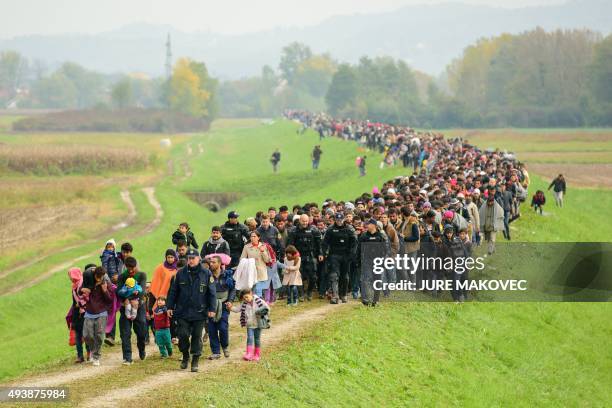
left=0, top=187, right=162, bottom=297
left=85, top=303, right=348, bottom=408
left=0, top=190, right=137, bottom=281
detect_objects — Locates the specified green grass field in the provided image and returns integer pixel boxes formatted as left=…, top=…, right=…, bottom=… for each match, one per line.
left=0, top=120, right=610, bottom=407
left=135, top=302, right=612, bottom=407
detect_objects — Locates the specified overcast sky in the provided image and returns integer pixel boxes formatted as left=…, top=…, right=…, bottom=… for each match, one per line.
left=0, top=0, right=567, bottom=39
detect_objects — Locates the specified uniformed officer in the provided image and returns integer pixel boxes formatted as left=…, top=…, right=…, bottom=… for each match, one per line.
left=221, top=211, right=250, bottom=267
left=167, top=248, right=217, bottom=372
left=357, top=219, right=388, bottom=306
left=323, top=213, right=357, bottom=304
left=287, top=214, right=323, bottom=301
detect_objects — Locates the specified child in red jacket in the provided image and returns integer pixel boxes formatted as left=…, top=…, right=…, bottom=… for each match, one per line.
left=531, top=190, right=546, bottom=215
left=153, top=296, right=173, bottom=358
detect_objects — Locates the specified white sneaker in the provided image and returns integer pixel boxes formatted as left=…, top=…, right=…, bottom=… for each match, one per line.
left=122, top=359, right=133, bottom=366
left=92, top=359, right=100, bottom=366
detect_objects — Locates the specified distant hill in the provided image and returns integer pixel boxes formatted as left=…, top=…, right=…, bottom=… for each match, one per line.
left=0, top=0, right=609, bottom=78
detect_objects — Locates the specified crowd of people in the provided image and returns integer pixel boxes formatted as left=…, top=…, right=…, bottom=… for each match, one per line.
left=67, top=109, right=541, bottom=370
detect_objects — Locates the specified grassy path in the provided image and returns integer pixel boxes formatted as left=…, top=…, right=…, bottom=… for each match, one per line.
left=0, top=187, right=161, bottom=296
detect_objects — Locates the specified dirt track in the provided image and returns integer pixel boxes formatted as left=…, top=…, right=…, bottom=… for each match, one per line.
left=529, top=163, right=612, bottom=189
left=0, top=187, right=162, bottom=296
left=4, top=302, right=349, bottom=408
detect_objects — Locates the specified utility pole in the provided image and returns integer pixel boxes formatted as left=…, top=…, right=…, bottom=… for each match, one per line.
left=165, top=33, right=172, bottom=79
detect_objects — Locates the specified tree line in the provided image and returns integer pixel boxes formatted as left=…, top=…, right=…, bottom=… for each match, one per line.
left=220, top=29, right=612, bottom=127
left=1, top=27, right=611, bottom=127
left=0, top=55, right=217, bottom=122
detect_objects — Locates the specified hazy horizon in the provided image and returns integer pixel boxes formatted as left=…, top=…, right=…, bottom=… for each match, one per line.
left=0, top=0, right=569, bottom=39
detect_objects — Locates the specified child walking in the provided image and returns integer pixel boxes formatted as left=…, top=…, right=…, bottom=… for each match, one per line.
left=153, top=296, right=173, bottom=358
left=232, top=289, right=270, bottom=361
left=117, top=277, right=142, bottom=320
left=531, top=190, right=546, bottom=215
left=281, top=245, right=302, bottom=306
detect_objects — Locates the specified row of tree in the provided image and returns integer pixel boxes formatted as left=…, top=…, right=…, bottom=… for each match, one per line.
left=0, top=53, right=217, bottom=121
left=1, top=28, right=611, bottom=127
left=220, top=29, right=612, bottom=127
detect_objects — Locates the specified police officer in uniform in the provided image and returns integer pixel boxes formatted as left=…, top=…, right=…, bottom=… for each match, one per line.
left=287, top=214, right=323, bottom=301
left=221, top=211, right=250, bottom=268
left=323, top=213, right=357, bottom=304
left=167, top=249, right=217, bottom=372
left=357, top=219, right=388, bottom=306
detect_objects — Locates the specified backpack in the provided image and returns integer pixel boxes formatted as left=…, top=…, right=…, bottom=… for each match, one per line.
left=355, top=156, right=362, bottom=167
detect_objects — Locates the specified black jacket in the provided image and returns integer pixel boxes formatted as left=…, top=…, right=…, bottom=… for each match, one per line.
left=200, top=238, right=231, bottom=258
left=221, top=221, right=250, bottom=258
left=172, top=230, right=199, bottom=249
left=287, top=225, right=322, bottom=260
left=356, top=230, right=388, bottom=266
left=323, top=223, right=357, bottom=257
left=167, top=263, right=216, bottom=321
left=549, top=178, right=566, bottom=193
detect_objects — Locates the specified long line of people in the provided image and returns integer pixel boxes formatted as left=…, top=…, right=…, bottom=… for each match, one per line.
left=66, top=110, right=530, bottom=371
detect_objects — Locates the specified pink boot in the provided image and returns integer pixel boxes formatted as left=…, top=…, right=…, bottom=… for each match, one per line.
left=243, top=345, right=254, bottom=361
left=253, top=347, right=261, bottom=361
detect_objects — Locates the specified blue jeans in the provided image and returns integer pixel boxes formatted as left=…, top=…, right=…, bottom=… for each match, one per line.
left=246, top=328, right=261, bottom=347
left=253, top=281, right=267, bottom=297
left=208, top=309, right=229, bottom=354
left=286, top=285, right=298, bottom=304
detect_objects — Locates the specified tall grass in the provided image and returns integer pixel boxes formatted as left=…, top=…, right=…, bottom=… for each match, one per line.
left=0, top=144, right=149, bottom=175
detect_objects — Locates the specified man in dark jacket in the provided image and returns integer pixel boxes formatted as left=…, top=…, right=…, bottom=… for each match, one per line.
left=206, top=255, right=235, bottom=360
left=80, top=266, right=113, bottom=366
left=257, top=214, right=283, bottom=259
left=116, top=256, right=147, bottom=365
left=200, top=226, right=231, bottom=259
left=499, top=183, right=514, bottom=240
left=271, top=149, right=281, bottom=173
left=323, top=213, right=357, bottom=304
left=221, top=211, right=250, bottom=268
left=287, top=214, right=323, bottom=301
left=311, top=145, right=323, bottom=170
left=167, top=249, right=216, bottom=372
left=357, top=219, right=388, bottom=306
left=548, top=174, right=566, bottom=208
left=442, top=225, right=469, bottom=302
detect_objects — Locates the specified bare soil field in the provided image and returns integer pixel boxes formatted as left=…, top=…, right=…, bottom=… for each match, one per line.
left=0, top=204, right=93, bottom=254
left=528, top=163, right=612, bottom=189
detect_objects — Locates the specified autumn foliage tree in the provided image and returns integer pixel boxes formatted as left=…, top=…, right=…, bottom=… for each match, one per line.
left=168, top=58, right=217, bottom=119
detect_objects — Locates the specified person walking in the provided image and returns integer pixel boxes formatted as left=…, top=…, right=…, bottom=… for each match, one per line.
left=357, top=219, right=388, bottom=306
left=479, top=196, right=505, bottom=255
left=323, top=213, right=357, bottom=304
left=270, top=149, right=281, bottom=173
left=358, top=156, right=367, bottom=177
left=206, top=255, right=236, bottom=360
left=240, top=231, right=271, bottom=297
left=200, top=226, right=231, bottom=259
left=167, top=249, right=216, bottom=372
left=81, top=266, right=113, bottom=366
left=116, top=257, right=147, bottom=365
left=548, top=174, right=566, bottom=208
left=311, top=145, right=323, bottom=170
left=286, top=214, right=323, bottom=301
left=221, top=211, right=250, bottom=268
